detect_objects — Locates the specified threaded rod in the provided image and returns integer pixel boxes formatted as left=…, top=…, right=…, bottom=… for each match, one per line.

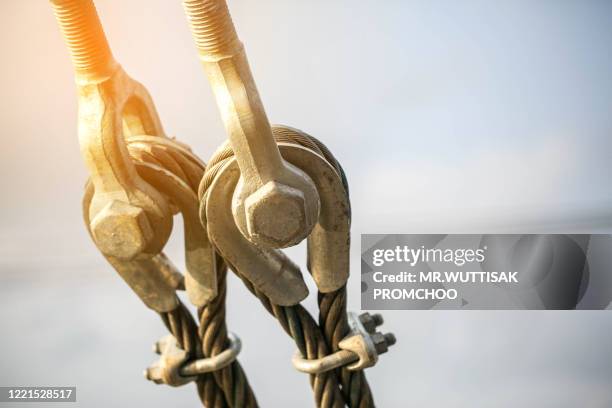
left=182, top=0, right=242, bottom=60
left=50, top=0, right=116, bottom=81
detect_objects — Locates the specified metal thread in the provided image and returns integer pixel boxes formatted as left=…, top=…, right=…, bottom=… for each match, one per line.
left=182, top=0, right=241, bottom=59
left=51, top=0, right=115, bottom=80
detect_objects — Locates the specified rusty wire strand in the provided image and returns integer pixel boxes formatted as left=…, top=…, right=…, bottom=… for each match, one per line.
left=198, top=257, right=258, bottom=407
left=236, top=272, right=345, bottom=408
left=319, top=289, right=375, bottom=408
left=160, top=300, right=229, bottom=408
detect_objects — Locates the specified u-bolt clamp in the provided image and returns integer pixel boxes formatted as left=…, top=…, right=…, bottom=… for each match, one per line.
left=144, top=332, right=242, bottom=387
left=183, top=0, right=351, bottom=303
left=50, top=0, right=216, bottom=311
left=293, top=313, right=396, bottom=374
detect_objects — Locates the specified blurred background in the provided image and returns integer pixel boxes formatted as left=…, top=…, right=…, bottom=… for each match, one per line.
left=1, top=0, right=611, bottom=406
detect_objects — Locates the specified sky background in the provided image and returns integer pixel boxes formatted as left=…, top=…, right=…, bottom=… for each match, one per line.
left=1, top=0, right=612, bottom=406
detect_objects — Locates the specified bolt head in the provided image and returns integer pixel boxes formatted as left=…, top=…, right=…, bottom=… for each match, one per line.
left=90, top=200, right=154, bottom=260
left=244, top=181, right=308, bottom=248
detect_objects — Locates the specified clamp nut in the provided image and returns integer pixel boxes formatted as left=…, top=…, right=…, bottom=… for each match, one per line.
left=371, top=332, right=396, bottom=355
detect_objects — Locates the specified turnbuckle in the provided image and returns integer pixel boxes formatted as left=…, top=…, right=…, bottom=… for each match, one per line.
left=144, top=332, right=242, bottom=387
left=292, top=313, right=396, bottom=374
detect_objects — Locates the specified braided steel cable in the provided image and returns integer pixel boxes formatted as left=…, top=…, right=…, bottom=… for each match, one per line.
left=318, top=289, right=374, bottom=408
left=279, top=131, right=376, bottom=407
left=198, top=256, right=258, bottom=408
left=127, top=135, right=257, bottom=407
left=83, top=180, right=229, bottom=407
left=199, top=140, right=345, bottom=406
left=160, top=300, right=229, bottom=408
left=199, top=127, right=374, bottom=407
left=278, top=130, right=374, bottom=407
left=236, top=272, right=345, bottom=408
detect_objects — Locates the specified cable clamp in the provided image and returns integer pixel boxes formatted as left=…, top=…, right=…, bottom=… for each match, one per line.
left=292, top=312, right=396, bottom=374
left=144, top=332, right=241, bottom=387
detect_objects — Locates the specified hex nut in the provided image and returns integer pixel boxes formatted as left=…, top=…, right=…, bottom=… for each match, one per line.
left=244, top=181, right=308, bottom=248
left=371, top=332, right=396, bottom=355
left=372, top=333, right=387, bottom=355
left=384, top=333, right=396, bottom=347
left=90, top=200, right=154, bottom=260
left=359, top=312, right=384, bottom=333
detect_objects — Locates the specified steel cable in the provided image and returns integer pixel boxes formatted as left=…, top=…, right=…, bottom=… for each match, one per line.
left=199, top=127, right=375, bottom=407
left=160, top=300, right=229, bottom=408
left=198, top=257, right=258, bottom=407
left=128, top=135, right=257, bottom=407
left=318, top=289, right=374, bottom=408
left=236, top=272, right=346, bottom=408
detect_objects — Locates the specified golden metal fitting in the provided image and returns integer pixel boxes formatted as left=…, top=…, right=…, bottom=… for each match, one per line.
left=275, top=128, right=351, bottom=293
left=199, top=126, right=353, bottom=303
left=181, top=0, right=353, bottom=295
left=183, top=0, right=320, bottom=249
left=205, top=159, right=309, bottom=306
left=53, top=0, right=216, bottom=310
left=203, top=136, right=353, bottom=303
left=53, top=1, right=174, bottom=262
